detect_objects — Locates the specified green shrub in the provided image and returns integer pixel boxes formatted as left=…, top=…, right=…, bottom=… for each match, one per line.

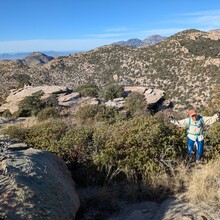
left=0, top=97, right=6, bottom=105
left=14, top=74, right=31, bottom=89
left=3, top=125, right=28, bottom=142
left=204, top=122, right=220, bottom=159
left=124, top=92, right=148, bottom=117
left=101, top=84, right=124, bottom=101
left=25, top=120, right=68, bottom=153
left=18, top=91, right=45, bottom=116
left=76, top=104, right=127, bottom=124
left=2, top=109, right=12, bottom=119
left=60, top=127, right=94, bottom=163
left=74, top=83, right=99, bottom=97
left=93, top=115, right=185, bottom=183
left=95, top=106, right=127, bottom=124
left=75, top=105, right=100, bottom=123
left=12, top=109, right=32, bottom=118
left=43, top=94, right=59, bottom=107
left=37, top=107, right=60, bottom=121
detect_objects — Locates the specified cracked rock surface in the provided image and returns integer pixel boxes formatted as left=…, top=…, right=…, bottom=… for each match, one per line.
left=0, top=138, right=80, bottom=220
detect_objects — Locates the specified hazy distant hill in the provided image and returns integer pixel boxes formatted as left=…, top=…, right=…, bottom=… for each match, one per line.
left=0, top=51, right=77, bottom=60
left=142, top=35, right=167, bottom=47
left=21, top=52, right=54, bottom=67
left=111, top=38, right=144, bottom=47
left=0, top=29, right=219, bottom=110
left=111, top=35, right=166, bottom=47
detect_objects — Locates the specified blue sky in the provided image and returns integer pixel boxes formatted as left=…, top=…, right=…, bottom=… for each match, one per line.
left=0, top=0, right=220, bottom=53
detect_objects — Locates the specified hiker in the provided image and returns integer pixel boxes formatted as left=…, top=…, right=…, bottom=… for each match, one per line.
left=169, top=109, right=219, bottom=162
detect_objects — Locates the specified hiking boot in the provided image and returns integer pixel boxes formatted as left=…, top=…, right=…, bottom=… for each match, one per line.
left=196, top=160, right=203, bottom=165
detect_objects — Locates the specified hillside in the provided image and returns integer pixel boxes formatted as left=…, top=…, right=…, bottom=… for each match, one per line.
left=0, top=29, right=220, bottom=110
left=21, top=52, right=54, bottom=67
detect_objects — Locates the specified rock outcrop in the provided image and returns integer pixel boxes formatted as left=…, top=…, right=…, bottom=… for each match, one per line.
left=107, top=198, right=214, bottom=220
left=58, top=92, right=80, bottom=107
left=124, top=86, right=165, bottom=107
left=105, top=97, right=125, bottom=109
left=0, top=140, right=80, bottom=219
left=0, top=85, right=70, bottom=114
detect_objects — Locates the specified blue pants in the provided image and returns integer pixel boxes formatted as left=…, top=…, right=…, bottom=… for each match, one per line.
left=187, top=137, right=204, bottom=160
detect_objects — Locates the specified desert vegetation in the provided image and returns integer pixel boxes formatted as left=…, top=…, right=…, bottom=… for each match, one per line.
left=0, top=29, right=220, bottom=219
left=0, top=29, right=219, bottom=110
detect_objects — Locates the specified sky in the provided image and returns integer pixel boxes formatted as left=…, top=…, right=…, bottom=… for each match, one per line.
left=0, top=0, right=220, bottom=53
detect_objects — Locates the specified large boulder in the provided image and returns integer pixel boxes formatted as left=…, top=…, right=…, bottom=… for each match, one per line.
left=144, top=88, right=165, bottom=106
left=58, top=92, right=80, bottom=107
left=0, top=143, right=80, bottom=220
left=0, top=86, right=70, bottom=114
left=123, top=86, right=165, bottom=107
left=6, top=85, right=69, bottom=102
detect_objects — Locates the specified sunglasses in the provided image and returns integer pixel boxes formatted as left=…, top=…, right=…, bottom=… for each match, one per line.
left=191, top=115, right=197, bottom=117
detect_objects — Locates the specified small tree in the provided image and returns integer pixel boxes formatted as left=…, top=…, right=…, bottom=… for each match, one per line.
left=14, top=74, right=31, bottom=89
left=101, top=84, right=124, bottom=101
left=43, top=94, right=59, bottom=107
left=75, top=105, right=99, bottom=123
left=74, top=83, right=99, bottom=97
left=18, top=91, right=44, bottom=116
left=124, top=92, right=148, bottom=117
left=37, top=107, right=60, bottom=121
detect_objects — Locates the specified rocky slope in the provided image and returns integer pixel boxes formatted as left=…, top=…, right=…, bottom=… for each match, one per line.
left=0, top=29, right=219, bottom=110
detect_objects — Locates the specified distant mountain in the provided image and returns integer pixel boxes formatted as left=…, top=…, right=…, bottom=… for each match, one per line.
left=142, top=35, right=167, bottom=47
left=0, top=29, right=219, bottom=110
left=209, top=29, right=220, bottom=32
left=111, top=38, right=144, bottom=47
left=21, top=52, right=54, bottom=67
left=111, top=35, right=166, bottom=47
left=0, top=52, right=31, bottom=60
left=0, top=51, right=77, bottom=60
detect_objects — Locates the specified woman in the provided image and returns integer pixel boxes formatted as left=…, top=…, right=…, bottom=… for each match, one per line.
left=169, top=109, right=219, bottom=161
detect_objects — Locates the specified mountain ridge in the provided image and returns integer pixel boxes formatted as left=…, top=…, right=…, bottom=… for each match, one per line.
left=0, top=29, right=219, bottom=110
left=0, top=51, right=78, bottom=60
left=111, top=34, right=166, bottom=47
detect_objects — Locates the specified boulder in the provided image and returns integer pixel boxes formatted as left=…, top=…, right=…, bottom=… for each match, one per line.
left=0, top=145, right=80, bottom=220
left=0, top=86, right=70, bottom=114
left=79, top=97, right=100, bottom=106
left=58, top=92, right=80, bottom=102
left=6, top=85, right=69, bottom=102
left=0, top=102, right=19, bottom=114
left=144, top=89, right=165, bottom=105
left=105, top=97, right=125, bottom=109
left=123, top=86, right=165, bottom=108
left=58, top=92, right=81, bottom=107
left=58, top=100, right=79, bottom=107
left=90, top=100, right=99, bottom=105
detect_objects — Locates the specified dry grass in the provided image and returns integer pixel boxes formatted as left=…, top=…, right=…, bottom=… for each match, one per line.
left=0, top=117, right=38, bottom=136
left=185, top=158, right=220, bottom=208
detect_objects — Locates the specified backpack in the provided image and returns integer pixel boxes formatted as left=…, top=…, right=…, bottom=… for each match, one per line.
left=187, top=115, right=204, bottom=136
